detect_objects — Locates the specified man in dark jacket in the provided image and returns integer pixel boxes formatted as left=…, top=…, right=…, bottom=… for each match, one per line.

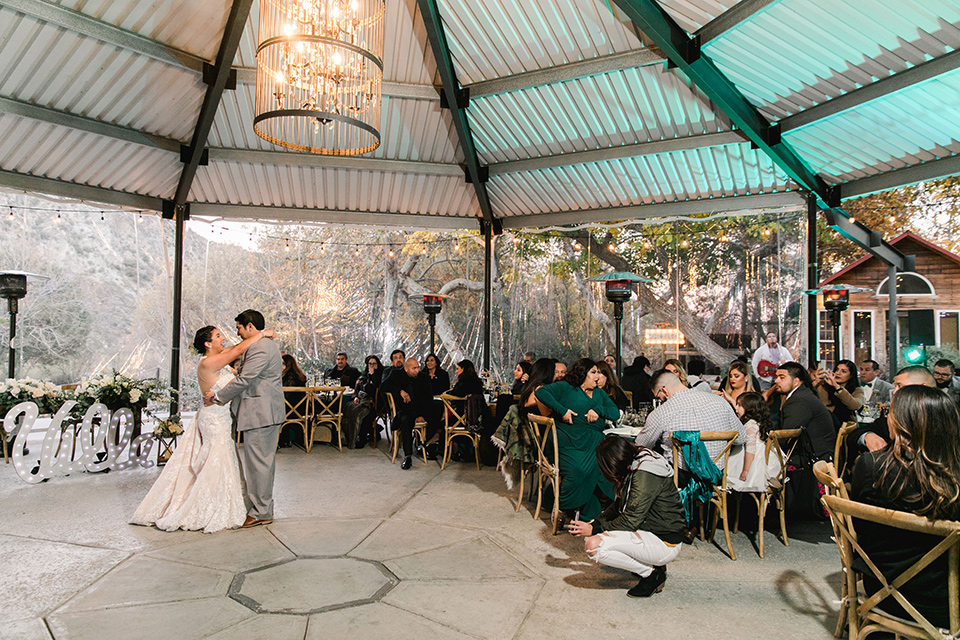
left=621, top=356, right=653, bottom=408
left=380, top=357, right=432, bottom=470
left=324, top=352, right=361, bottom=388
left=774, top=362, right=834, bottom=461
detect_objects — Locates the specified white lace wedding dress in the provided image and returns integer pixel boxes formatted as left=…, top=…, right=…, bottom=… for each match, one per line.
left=132, top=362, right=246, bottom=533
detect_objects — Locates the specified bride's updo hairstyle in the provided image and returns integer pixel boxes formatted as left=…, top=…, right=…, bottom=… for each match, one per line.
left=193, top=326, right=216, bottom=355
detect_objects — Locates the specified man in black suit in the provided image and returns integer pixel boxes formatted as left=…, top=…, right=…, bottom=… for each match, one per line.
left=380, top=357, right=432, bottom=470
left=774, top=362, right=834, bottom=461
left=621, top=356, right=653, bottom=408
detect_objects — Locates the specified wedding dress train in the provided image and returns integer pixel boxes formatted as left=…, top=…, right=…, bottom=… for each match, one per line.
left=132, top=363, right=246, bottom=533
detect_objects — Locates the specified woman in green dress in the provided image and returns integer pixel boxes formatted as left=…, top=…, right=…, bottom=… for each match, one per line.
left=535, top=358, right=621, bottom=521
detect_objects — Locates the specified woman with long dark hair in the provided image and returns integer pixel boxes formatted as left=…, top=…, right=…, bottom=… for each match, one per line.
left=814, top=358, right=863, bottom=427
left=519, top=358, right=559, bottom=417
left=351, top=355, right=384, bottom=448
left=726, top=392, right=780, bottom=492
left=596, top=359, right=630, bottom=411
left=450, top=359, right=484, bottom=397
left=419, top=353, right=450, bottom=396
left=534, top=358, right=621, bottom=521
left=852, top=385, right=960, bottom=627
left=511, top=360, right=532, bottom=395
left=278, top=353, right=308, bottom=448
left=568, top=436, right=685, bottom=598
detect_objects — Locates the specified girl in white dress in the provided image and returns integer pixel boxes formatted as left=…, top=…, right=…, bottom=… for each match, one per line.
left=131, top=326, right=268, bottom=533
left=726, top=392, right=781, bottom=493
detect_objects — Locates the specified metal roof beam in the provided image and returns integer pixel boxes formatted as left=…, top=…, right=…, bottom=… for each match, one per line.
left=500, top=192, right=804, bottom=228
left=780, top=49, right=960, bottom=133
left=208, top=148, right=463, bottom=176
left=838, top=155, right=960, bottom=201
left=173, top=0, right=252, bottom=207
left=695, top=0, right=779, bottom=44
left=466, top=48, right=665, bottom=99
left=192, top=203, right=475, bottom=230
left=489, top=131, right=744, bottom=176
left=416, top=0, right=495, bottom=226
left=608, top=0, right=907, bottom=270
left=0, top=170, right=164, bottom=211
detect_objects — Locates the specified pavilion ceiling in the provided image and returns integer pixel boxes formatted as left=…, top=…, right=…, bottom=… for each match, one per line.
left=0, top=0, right=957, bottom=240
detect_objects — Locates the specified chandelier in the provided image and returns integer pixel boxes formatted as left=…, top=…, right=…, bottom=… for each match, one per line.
left=254, top=0, right=384, bottom=155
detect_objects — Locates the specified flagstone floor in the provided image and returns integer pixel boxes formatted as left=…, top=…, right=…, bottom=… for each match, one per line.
left=0, top=441, right=842, bottom=639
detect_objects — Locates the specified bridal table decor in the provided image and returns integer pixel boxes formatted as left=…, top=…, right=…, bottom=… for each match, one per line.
left=153, top=415, right=184, bottom=465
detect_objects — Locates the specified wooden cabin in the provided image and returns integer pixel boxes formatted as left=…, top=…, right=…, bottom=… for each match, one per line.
left=818, top=232, right=960, bottom=372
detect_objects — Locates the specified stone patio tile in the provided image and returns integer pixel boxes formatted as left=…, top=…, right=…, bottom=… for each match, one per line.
left=0, top=534, right=128, bottom=620
left=47, top=597, right=254, bottom=640
left=2, top=617, right=52, bottom=640
left=145, top=526, right=294, bottom=572
left=236, top=558, right=393, bottom=614
left=205, top=613, right=308, bottom=640
left=305, top=603, right=474, bottom=640
left=349, top=518, right=478, bottom=561
left=267, top=517, right=382, bottom=556
left=384, top=537, right=537, bottom=581
left=384, top=579, right=543, bottom=640
left=56, top=555, right=232, bottom=613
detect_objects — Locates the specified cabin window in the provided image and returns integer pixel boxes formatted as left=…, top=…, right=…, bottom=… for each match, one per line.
left=940, top=311, right=959, bottom=350
left=876, top=272, right=935, bottom=296
left=853, top=311, right=873, bottom=364
left=819, top=310, right=837, bottom=369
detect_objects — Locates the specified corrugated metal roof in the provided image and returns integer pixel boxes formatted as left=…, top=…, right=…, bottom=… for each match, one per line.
left=190, top=162, right=480, bottom=216
left=437, top=0, right=643, bottom=84
left=784, top=69, right=960, bottom=183
left=656, top=0, right=740, bottom=33
left=706, top=0, right=960, bottom=120
left=51, top=0, right=230, bottom=61
left=0, top=112, right=181, bottom=196
left=469, top=65, right=728, bottom=164
left=489, top=143, right=789, bottom=217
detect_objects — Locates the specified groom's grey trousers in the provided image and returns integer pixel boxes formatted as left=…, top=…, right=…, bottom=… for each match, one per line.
left=239, top=423, right=281, bottom=520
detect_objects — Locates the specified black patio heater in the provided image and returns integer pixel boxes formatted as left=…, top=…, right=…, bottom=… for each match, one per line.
left=586, top=272, right=652, bottom=379
left=422, top=294, right=445, bottom=355
left=0, top=272, right=28, bottom=379
left=823, top=289, right=849, bottom=365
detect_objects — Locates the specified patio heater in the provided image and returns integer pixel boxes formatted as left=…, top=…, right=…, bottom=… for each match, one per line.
left=803, top=284, right=871, bottom=366
left=421, top=294, right=446, bottom=355
left=586, top=272, right=652, bottom=379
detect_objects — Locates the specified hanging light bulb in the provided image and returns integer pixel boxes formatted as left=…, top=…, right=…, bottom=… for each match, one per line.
left=454, top=242, right=460, bottom=251
left=680, top=239, right=689, bottom=248
left=321, top=243, right=325, bottom=253
left=8, top=208, right=13, bottom=220
left=608, top=243, right=615, bottom=252
left=388, top=248, right=394, bottom=257
left=848, top=216, right=856, bottom=224
left=573, top=242, right=582, bottom=250
left=138, top=214, right=143, bottom=222
left=421, top=246, right=427, bottom=254
left=355, top=247, right=360, bottom=256
left=285, top=240, right=291, bottom=252
left=56, top=211, right=62, bottom=222
left=888, top=215, right=896, bottom=224
left=100, top=212, right=105, bottom=221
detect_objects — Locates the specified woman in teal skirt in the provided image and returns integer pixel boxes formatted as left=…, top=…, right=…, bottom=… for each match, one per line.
left=535, top=358, right=621, bottom=521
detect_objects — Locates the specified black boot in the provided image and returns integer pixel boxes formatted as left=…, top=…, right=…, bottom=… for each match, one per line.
left=627, top=566, right=666, bottom=598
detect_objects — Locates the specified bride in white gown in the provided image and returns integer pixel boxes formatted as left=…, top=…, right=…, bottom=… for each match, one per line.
left=132, top=326, right=269, bottom=533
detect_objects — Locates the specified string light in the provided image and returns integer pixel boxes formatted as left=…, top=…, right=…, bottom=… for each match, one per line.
left=138, top=214, right=143, bottom=222
left=888, top=215, right=896, bottom=223
left=680, top=239, right=689, bottom=248
left=320, top=243, right=325, bottom=253
left=573, top=242, right=581, bottom=250
left=762, top=228, right=772, bottom=236
left=8, top=208, right=13, bottom=220
left=284, top=240, right=290, bottom=252
left=454, top=243, right=460, bottom=251
left=388, top=248, right=394, bottom=257
left=848, top=216, right=856, bottom=224
left=354, top=248, right=360, bottom=256
left=56, top=210, right=61, bottom=222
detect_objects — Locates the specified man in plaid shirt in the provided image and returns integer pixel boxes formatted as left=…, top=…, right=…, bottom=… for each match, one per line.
left=636, top=370, right=746, bottom=469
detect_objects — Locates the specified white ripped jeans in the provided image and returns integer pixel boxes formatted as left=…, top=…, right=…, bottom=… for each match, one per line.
left=586, top=530, right=682, bottom=577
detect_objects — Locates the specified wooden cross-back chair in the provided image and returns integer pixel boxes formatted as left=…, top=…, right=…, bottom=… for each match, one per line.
left=671, top=430, right=740, bottom=560
left=732, top=428, right=801, bottom=558
left=834, top=421, right=859, bottom=480
left=384, top=393, right=428, bottom=464
left=281, top=386, right=313, bottom=451
left=439, top=394, right=480, bottom=470
left=814, top=461, right=960, bottom=639
left=527, top=413, right=561, bottom=535
left=623, top=389, right=633, bottom=408
left=311, top=386, right=346, bottom=451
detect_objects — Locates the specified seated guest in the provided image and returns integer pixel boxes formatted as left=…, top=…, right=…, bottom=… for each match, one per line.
left=621, top=356, right=653, bottom=408
left=524, top=351, right=537, bottom=364
left=554, top=360, right=567, bottom=381
left=663, top=359, right=689, bottom=388
left=685, top=359, right=712, bottom=393
left=417, top=353, right=449, bottom=459
left=636, top=370, right=745, bottom=470
left=852, top=385, right=960, bottom=628
left=773, top=362, right=834, bottom=461
left=450, top=359, right=484, bottom=398
left=847, top=365, right=936, bottom=458
left=727, top=392, right=780, bottom=492
left=351, top=355, right=383, bottom=448
left=419, top=353, right=450, bottom=396
left=380, top=357, right=432, bottom=470
left=596, top=359, right=630, bottom=411
left=716, top=361, right=757, bottom=408
left=857, top=359, right=893, bottom=424
left=933, top=359, right=960, bottom=405
left=519, top=359, right=560, bottom=417
left=569, top=436, right=685, bottom=598
left=379, top=349, right=406, bottom=386
left=511, top=361, right=532, bottom=395
left=535, top=358, right=621, bottom=521
left=813, top=359, right=863, bottom=428
left=325, top=352, right=361, bottom=388
left=603, top=354, right=619, bottom=371
left=279, top=353, right=308, bottom=448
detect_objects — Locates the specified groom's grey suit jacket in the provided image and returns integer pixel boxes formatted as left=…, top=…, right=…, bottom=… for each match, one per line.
left=216, top=337, right=285, bottom=432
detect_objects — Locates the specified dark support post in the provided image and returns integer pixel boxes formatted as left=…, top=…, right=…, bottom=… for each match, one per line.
left=807, top=194, right=819, bottom=367
left=888, top=264, right=898, bottom=374
left=428, top=313, right=436, bottom=356
left=831, top=309, right=842, bottom=367
left=169, top=206, right=186, bottom=415
left=613, top=301, right=624, bottom=379
left=7, top=299, right=17, bottom=379
left=483, top=221, right=493, bottom=372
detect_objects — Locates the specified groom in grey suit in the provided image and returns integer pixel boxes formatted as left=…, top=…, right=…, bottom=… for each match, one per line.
left=204, top=309, right=285, bottom=528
